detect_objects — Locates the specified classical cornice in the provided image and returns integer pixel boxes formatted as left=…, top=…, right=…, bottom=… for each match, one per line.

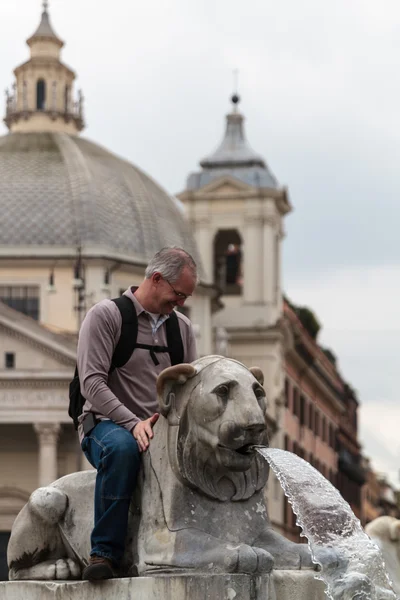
left=0, top=370, right=72, bottom=381
left=0, top=249, right=213, bottom=289
left=283, top=304, right=342, bottom=388
left=14, top=59, right=75, bottom=78
left=178, top=175, right=255, bottom=198
left=286, top=349, right=345, bottom=414
left=0, top=322, right=76, bottom=367
left=0, top=378, right=69, bottom=388
left=223, top=323, right=284, bottom=344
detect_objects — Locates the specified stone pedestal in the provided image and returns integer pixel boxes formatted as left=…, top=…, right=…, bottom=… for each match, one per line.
left=0, top=572, right=326, bottom=600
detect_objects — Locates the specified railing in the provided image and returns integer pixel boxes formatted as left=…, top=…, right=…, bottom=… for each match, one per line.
left=4, top=87, right=85, bottom=130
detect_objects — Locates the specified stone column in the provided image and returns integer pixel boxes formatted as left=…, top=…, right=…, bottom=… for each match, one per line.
left=22, top=81, right=28, bottom=111
left=276, top=225, right=284, bottom=312
left=243, top=213, right=263, bottom=304
left=194, top=217, right=213, bottom=284
left=262, top=201, right=280, bottom=306
left=262, top=218, right=275, bottom=304
left=34, top=423, right=61, bottom=486
left=52, top=81, right=57, bottom=111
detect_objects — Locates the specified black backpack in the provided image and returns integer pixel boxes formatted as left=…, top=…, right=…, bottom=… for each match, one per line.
left=68, top=295, right=184, bottom=430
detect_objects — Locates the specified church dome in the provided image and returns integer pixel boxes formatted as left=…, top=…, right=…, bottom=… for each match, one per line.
left=0, top=5, right=200, bottom=266
left=0, top=132, right=198, bottom=261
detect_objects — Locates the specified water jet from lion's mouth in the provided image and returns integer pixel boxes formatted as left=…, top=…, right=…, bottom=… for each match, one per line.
left=253, top=446, right=398, bottom=600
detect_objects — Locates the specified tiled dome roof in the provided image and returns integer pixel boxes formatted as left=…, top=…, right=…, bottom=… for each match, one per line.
left=0, top=132, right=199, bottom=263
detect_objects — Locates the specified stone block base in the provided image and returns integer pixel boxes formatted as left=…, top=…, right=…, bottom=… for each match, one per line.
left=0, top=571, right=327, bottom=600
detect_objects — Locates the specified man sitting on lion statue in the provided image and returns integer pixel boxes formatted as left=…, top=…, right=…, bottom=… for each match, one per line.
left=7, top=247, right=313, bottom=580
left=7, top=354, right=314, bottom=580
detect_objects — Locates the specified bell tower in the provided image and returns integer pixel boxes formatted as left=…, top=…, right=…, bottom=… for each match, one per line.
left=178, top=94, right=291, bottom=528
left=178, top=95, right=291, bottom=524
left=4, top=1, right=84, bottom=134
left=178, top=93, right=291, bottom=326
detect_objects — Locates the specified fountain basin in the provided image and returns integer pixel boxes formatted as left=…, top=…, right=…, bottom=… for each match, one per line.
left=0, top=571, right=327, bottom=600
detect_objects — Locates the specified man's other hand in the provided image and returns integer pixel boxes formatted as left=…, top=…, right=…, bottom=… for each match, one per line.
left=133, top=413, right=159, bottom=452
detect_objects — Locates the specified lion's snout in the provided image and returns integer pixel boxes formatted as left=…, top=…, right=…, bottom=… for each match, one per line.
left=218, top=420, right=267, bottom=451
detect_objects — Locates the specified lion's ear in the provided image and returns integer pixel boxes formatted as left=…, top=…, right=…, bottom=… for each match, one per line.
left=250, top=367, right=264, bottom=386
left=156, top=364, right=197, bottom=422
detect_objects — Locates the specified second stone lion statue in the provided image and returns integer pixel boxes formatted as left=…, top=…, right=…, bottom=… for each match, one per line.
left=365, top=516, right=400, bottom=596
left=7, top=355, right=313, bottom=580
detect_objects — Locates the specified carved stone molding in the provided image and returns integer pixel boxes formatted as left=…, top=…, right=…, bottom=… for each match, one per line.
left=0, top=323, right=75, bottom=367
left=263, top=215, right=279, bottom=228
left=0, top=380, right=70, bottom=390
left=0, top=391, right=68, bottom=409
left=34, top=422, right=61, bottom=445
left=191, top=218, right=212, bottom=231
left=244, top=213, right=263, bottom=225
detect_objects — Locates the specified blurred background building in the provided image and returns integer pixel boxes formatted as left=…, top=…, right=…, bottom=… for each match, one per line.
left=0, top=3, right=397, bottom=579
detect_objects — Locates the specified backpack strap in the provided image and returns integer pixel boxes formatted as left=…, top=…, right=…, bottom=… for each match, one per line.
left=110, top=296, right=184, bottom=370
left=166, top=311, right=184, bottom=365
left=110, top=296, right=138, bottom=370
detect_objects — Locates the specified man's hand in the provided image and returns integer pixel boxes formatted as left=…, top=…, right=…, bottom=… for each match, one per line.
left=133, top=413, right=159, bottom=452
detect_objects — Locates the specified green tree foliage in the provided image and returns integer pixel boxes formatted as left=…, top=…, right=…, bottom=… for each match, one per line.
left=295, top=307, right=321, bottom=339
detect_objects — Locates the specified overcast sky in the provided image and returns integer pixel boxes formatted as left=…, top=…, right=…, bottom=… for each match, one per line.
left=1, top=0, right=399, bottom=488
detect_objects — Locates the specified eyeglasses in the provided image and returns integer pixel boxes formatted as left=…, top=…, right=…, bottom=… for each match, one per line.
left=164, top=278, right=191, bottom=301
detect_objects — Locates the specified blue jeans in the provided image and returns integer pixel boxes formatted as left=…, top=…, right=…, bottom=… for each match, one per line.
left=81, top=420, right=141, bottom=565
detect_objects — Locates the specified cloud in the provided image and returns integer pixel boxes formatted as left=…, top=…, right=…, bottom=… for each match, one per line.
left=286, top=265, right=400, bottom=332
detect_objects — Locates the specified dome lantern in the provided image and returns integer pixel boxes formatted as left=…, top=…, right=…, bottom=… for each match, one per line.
left=26, top=0, right=64, bottom=54
left=3, top=1, right=84, bottom=134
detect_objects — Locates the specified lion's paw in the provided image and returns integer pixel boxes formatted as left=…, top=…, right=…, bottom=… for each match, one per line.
left=10, top=558, right=81, bottom=581
left=43, top=558, right=81, bottom=580
left=226, top=544, right=274, bottom=574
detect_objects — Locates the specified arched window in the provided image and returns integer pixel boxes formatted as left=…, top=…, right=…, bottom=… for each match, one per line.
left=213, top=229, right=242, bottom=295
left=36, top=79, right=46, bottom=110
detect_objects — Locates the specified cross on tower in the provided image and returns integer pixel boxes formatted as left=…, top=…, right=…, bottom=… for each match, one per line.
left=233, top=69, right=239, bottom=95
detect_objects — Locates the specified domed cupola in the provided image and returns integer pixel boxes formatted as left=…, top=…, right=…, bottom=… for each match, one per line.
left=0, top=1, right=207, bottom=342
left=4, top=1, right=84, bottom=134
left=0, top=2, right=200, bottom=271
left=187, top=94, right=278, bottom=190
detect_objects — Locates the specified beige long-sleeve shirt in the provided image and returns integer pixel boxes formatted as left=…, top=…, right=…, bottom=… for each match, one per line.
left=77, top=287, right=197, bottom=442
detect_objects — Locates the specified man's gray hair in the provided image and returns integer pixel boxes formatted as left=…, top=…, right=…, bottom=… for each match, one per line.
left=145, top=247, right=199, bottom=284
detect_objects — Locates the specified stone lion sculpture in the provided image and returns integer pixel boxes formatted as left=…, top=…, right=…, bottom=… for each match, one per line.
left=8, top=356, right=313, bottom=580
left=365, top=516, right=400, bottom=595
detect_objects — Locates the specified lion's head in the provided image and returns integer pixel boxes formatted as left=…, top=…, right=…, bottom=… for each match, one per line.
left=156, top=356, right=270, bottom=502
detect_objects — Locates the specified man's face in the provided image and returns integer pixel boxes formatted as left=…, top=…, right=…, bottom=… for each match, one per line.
left=152, top=267, right=196, bottom=314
